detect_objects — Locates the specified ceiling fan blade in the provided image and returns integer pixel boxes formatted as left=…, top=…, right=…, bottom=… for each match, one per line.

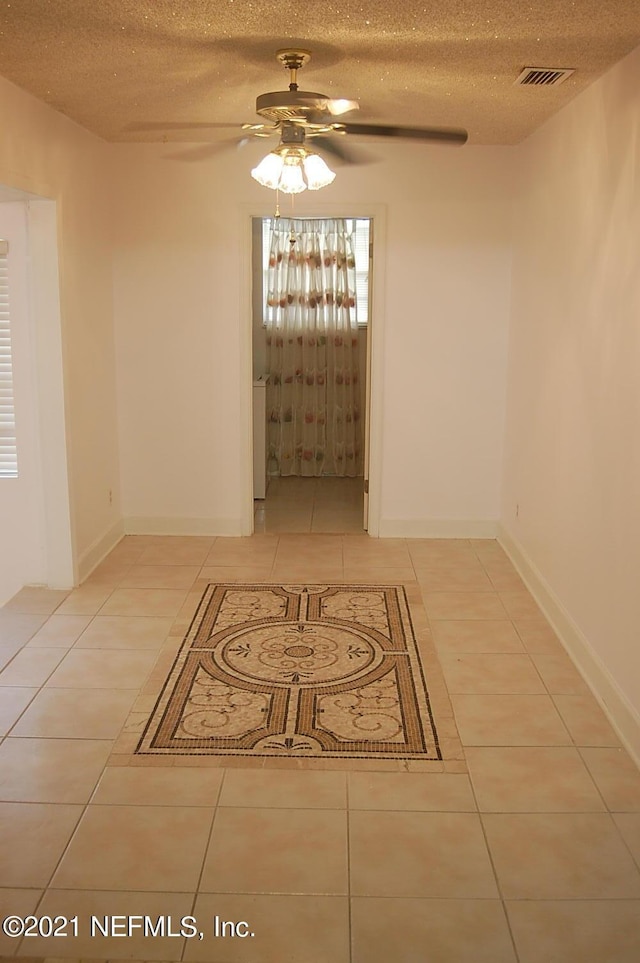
left=162, top=138, right=253, bottom=161
left=339, top=123, right=468, bottom=145
left=313, top=135, right=373, bottom=166
left=324, top=98, right=359, bottom=117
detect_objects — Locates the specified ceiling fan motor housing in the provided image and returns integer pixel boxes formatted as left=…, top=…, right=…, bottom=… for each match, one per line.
left=255, top=90, right=333, bottom=123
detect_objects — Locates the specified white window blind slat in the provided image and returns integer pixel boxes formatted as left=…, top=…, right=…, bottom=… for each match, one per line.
left=0, top=244, right=18, bottom=477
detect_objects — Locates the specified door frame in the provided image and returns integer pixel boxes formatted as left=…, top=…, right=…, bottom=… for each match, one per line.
left=0, top=181, right=75, bottom=588
left=239, top=201, right=387, bottom=536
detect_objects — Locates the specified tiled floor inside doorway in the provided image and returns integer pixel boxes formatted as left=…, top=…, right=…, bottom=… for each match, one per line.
left=254, top=475, right=365, bottom=533
left=1, top=524, right=640, bottom=961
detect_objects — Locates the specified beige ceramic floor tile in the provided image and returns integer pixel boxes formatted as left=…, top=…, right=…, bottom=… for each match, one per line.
left=349, top=811, right=498, bottom=898
left=0, top=647, right=67, bottom=686
left=118, top=564, right=202, bottom=589
left=0, top=686, right=37, bottom=735
left=54, top=584, right=115, bottom=615
left=440, top=653, right=545, bottom=694
left=347, top=772, right=476, bottom=811
left=0, top=737, right=111, bottom=803
left=513, top=619, right=563, bottom=654
left=482, top=564, right=527, bottom=592
left=30, top=889, right=194, bottom=960
left=0, top=644, right=19, bottom=671
left=0, top=887, right=43, bottom=955
left=530, top=649, right=590, bottom=694
left=483, top=812, right=640, bottom=898
left=200, top=807, right=348, bottom=894
left=312, top=516, right=364, bottom=534
left=92, top=766, right=224, bottom=806
left=422, top=592, right=508, bottom=620
left=506, top=899, right=640, bottom=963
left=580, top=747, right=640, bottom=811
left=0, top=612, right=48, bottom=645
left=466, top=746, right=606, bottom=812
left=52, top=804, right=214, bottom=891
left=431, top=620, right=524, bottom=654
left=0, top=802, right=82, bottom=887
left=275, top=534, right=343, bottom=562
left=614, top=813, right=640, bottom=866
left=204, top=536, right=280, bottom=567
left=104, top=535, right=148, bottom=560
left=351, top=897, right=517, bottom=963
left=99, top=588, right=188, bottom=617
left=342, top=539, right=411, bottom=567
left=342, top=565, right=416, bottom=582
left=553, top=694, right=621, bottom=746
left=270, top=563, right=345, bottom=580
left=185, top=893, right=350, bottom=962
left=138, top=537, right=214, bottom=566
left=470, top=539, right=508, bottom=559
left=84, top=558, right=133, bottom=585
left=11, top=687, right=138, bottom=739
left=2, top=587, right=69, bottom=615
left=218, top=769, right=347, bottom=809
left=417, top=568, right=495, bottom=592
left=24, top=614, right=93, bottom=648
left=46, top=648, right=159, bottom=689
left=499, top=590, right=541, bottom=619
left=262, top=510, right=313, bottom=533
left=74, top=614, right=175, bottom=649
left=407, top=540, right=479, bottom=569
left=200, top=565, right=275, bottom=581
left=451, top=694, right=571, bottom=746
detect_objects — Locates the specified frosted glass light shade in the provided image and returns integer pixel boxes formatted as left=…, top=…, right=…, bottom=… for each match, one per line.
left=302, top=153, right=336, bottom=190
left=251, top=152, right=284, bottom=189
left=279, top=156, right=307, bottom=194
left=251, top=147, right=335, bottom=193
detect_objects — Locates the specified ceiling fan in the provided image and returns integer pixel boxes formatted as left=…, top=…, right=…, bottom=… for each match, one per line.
left=128, top=48, right=468, bottom=192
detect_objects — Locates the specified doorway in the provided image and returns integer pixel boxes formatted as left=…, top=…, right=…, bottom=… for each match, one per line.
left=251, top=215, right=372, bottom=534
left=0, top=189, right=74, bottom=603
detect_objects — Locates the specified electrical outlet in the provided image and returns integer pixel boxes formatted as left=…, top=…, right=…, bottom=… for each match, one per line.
left=109, top=489, right=113, bottom=506
left=515, top=503, right=520, bottom=517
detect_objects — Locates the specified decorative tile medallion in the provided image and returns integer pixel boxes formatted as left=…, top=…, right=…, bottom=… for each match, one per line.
left=137, top=584, right=442, bottom=760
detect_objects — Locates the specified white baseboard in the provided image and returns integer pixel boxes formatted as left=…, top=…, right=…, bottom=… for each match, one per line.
left=378, top=518, right=500, bottom=539
left=499, top=525, right=640, bottom=768
left=76, top=518, right=126, bottom=584
left=124, top=516, right=245, bottom=536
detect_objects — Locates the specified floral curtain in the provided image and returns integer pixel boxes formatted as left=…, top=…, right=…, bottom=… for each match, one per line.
left=265, top=217, right=362, bottom=477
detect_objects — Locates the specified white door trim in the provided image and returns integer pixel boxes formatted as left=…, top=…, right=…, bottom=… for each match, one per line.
left=0, top=183, right=75, bottom=588
left=238, top=201, right=387, bottom=537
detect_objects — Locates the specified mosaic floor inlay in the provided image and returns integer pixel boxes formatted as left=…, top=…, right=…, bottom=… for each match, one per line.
left=137, top=584, right=445, bottom=760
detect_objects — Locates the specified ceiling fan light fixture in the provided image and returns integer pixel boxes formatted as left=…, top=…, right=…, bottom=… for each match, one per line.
left=250, top=151, right=285, bottom=189
left=251, top=146, right=335, bottom=193
left=301, top=152, right=335, bottom=190
left=278, top=154, right=307, bottom=194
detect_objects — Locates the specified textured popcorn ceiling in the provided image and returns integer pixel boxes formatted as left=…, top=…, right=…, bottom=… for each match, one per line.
left=1, top=0, right=639, bottom=145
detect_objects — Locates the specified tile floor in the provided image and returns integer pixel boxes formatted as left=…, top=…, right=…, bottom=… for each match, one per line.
left=1, top=522, right=640, bottom=962
left=254, top=475, right=365, bottom=533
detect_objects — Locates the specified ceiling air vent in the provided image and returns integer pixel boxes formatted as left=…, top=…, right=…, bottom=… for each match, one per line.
left=515, top=67, right=575, bottom=87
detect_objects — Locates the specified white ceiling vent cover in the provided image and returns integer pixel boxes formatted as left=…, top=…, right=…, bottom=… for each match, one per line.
left=515, top=67, right=575, bottom=87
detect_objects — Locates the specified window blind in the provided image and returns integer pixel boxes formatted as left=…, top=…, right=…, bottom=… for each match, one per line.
left=261, top=217, right=371, bottom=324
left=0, top=239, right=18, bottom=478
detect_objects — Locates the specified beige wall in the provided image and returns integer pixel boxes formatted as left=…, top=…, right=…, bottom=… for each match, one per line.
left=502, top=43, right=640, bottom=751
left=111, top=141, right=513, bottom=534
left=0, top=76, right=121, bottom=577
